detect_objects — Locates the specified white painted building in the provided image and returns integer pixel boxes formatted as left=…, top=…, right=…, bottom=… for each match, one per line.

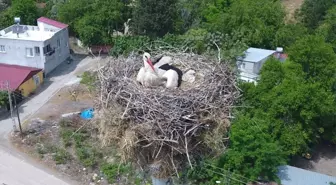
left=0, top=17, right=70, bottom=76
left=237, top=47, right=286, bottom=83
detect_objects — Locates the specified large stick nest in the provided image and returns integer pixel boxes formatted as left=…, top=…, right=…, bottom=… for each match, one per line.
left=96, top=51, right=239, bottom=178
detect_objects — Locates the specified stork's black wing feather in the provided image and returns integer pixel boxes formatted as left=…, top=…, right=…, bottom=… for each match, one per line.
left=152, top=55, right=164, bottom=66
left=158, top=64, right=183, bottom=87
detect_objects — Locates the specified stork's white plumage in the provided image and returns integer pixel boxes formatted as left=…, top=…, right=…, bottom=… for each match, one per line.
left=137, top=52, right=182, bottom=88
left=136, top=52, right=163, bottom=87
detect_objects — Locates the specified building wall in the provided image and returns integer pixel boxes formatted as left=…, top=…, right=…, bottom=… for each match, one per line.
left=239, top=61, right=255, bottom=74
left=0, top=38, right=44, bottom=69
left=43, top=28, right=70, bottom=75
left=18, top=71, right=44, bottom=97
left=253, top=57, right=271, bottom=74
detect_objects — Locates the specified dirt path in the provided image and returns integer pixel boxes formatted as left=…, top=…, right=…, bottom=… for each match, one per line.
left=282, top=0, right=304, bottom=21
left=0, top=55, right=108, bottom=184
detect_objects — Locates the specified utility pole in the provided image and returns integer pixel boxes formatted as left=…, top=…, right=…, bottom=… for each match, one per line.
left=13, top=93, right=22, bottom=135
left=5, top=81, right=17, bottom=131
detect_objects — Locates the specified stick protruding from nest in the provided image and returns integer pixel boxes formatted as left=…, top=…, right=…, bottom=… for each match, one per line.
left=96, top=52, right=239, bottom=178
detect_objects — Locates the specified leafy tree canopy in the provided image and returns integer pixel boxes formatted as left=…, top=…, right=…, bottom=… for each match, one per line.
left=297, top=0, right=336, bottom=30
left=132, top=0, right=178, bottom=37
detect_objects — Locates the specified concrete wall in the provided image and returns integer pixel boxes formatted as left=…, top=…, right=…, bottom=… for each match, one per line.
left=240, top=61, right=255, bottom=74
left=43, top=28, right=70, bottom=75
left=0, top=38, right=44, bottom=69
left=253, top=57, right=271, bottom=74
left=18, top=71, right=44, bottom=97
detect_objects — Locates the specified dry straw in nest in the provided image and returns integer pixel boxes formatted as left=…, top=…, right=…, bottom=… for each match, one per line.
left=96, top=51, right=239, bottom=178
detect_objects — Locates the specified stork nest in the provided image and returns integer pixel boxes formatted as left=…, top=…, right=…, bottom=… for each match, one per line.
left=96, top=51, right=239, bottom=178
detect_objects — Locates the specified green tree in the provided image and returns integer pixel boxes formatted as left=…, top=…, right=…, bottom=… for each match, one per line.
left=273, top=24, right=308, bottom=49
left=0, top=91, right=8, bottom=107
left=0, top=0, right=10, bottom=11
left=202, top=0, right=285, bottom=48
left=220, top=115, right=287, bottom=181
left=288, top=35, right=336, bottom=88
left=58, top=0, right=127, bottom=46
left=297, top=0, right=336, bottom=30
left=132, top=0, right=178, bottom=37
left=10, top=0, right=39, bottom=25
left=316, top=6, right=336, bottom=51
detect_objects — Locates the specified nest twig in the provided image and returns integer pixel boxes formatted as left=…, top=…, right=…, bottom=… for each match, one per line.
left=96, top=51, right=239, bottom=178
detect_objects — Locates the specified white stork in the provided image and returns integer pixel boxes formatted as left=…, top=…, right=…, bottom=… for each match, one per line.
left=136, top=52, right=183, bottom=88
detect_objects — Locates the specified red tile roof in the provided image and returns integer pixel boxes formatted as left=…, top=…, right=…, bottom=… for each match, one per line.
left=0, top=64, right=42, bottom=91
left=37, top=17, right=68, bottom=29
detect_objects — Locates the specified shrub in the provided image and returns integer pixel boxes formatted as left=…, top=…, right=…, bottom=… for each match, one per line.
left=60, top=128, right=73, bottom=147
left=110, top=36, right=151, bottom=57
left=76, top=146, right=102, bottom=167
left=53, top=148, right=70, bottom=164
left=101, top=163, right=131, bottom=183
left=80, top=71, right=97, bottom=91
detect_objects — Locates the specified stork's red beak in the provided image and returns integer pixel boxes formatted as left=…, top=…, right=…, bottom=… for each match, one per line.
left=147, top=59, right=155, bottom=71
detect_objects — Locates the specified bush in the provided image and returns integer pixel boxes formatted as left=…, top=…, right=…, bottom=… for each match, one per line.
left=53, top=148, right=70, bottom=164
left=80, top=71, right=97, bottom=91
left=110, top=36, right=151, bottom=57
left=101, top=163, right=131, bottom=183
left=76, top=146, right=102, bottom=167
left=60, top=128, right=73, bottom=147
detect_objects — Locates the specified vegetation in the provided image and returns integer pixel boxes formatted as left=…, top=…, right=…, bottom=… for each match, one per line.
left=0, top=91, right=7, bottom=107
left=4, top=0, right=336, bottom=184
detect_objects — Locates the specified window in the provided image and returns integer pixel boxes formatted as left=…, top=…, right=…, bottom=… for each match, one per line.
left=35, top=47, right=40, bottom=56
left=242, top=63, right=246, bottom=69
left=0, top=45, right=5, bottom=53
left=66, top=42, right=68, bottom=47
left=57, top=39, right=60, bottom=48
left=43, top=44, right=52, bottom=54
left=26, top=48, right=34, bottom=57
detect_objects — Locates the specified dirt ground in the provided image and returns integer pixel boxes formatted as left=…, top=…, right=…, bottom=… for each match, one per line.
left=282, top=0, right=304, bottom=22
left=28, top=84, right=94, bottom=122
left=11, top=85, right=101, bottom=184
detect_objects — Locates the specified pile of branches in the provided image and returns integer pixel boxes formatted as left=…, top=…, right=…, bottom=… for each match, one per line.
left=96, top=51, right=239, bottom=178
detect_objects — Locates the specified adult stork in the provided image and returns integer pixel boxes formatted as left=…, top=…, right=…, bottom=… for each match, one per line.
left=136, top=52, right=183, bottom=88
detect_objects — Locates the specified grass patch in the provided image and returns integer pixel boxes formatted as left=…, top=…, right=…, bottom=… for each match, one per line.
left=53, top=147, right=71, bottom=164
left=101, top=163, right=132, bottom=183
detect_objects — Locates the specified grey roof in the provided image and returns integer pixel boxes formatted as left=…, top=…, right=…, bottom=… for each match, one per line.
left=277, top=165, right=336, bottom=185
left=240, top=47, right=276, bottom=63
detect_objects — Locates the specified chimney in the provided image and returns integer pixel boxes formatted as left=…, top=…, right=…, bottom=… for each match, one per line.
left=275, top=47, right=283, bottom=59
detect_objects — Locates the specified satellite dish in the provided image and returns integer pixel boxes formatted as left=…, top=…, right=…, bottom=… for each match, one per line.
left=14, top=17, right=21, bottom=24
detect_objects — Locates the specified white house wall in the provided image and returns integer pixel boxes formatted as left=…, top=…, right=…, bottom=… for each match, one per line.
left=253, top=57, right=271, bottom=74
left=0, top=38, right=44, bottom=69
left=242, top=61, right=255, bottom=74
left=43, top=28, right=70, bottom=75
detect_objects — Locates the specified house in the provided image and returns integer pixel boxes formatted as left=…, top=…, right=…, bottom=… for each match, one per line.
left=237, top=47, right=287, bottom=83
left=0, top=63, right=44, bottom=97
left=277, top=165, right=336, bottom=185
left=0, top=17, right=70, bottom=76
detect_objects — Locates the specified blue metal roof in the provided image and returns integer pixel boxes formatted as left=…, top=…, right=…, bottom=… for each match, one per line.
left=277, top=165, right=336, bottom=185
left=241, top=47, right=276, bottom=63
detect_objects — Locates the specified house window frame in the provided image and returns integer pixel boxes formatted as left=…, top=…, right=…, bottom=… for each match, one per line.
left=26, top=47, right=34, bottom=57
left=0, top=45, right=6, bottom=53
left=35, top=47, right=40, bottom=56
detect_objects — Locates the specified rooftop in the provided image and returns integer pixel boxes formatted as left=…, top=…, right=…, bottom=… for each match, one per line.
left=0, top=17, right=67, bottom=41
left=37, top=17, right=68, bottom=29
left=277, top=165, right=336, bottom=185
left=0, top=64, right=42, bottom=91
left=241, top=47, right=276, bottom=63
